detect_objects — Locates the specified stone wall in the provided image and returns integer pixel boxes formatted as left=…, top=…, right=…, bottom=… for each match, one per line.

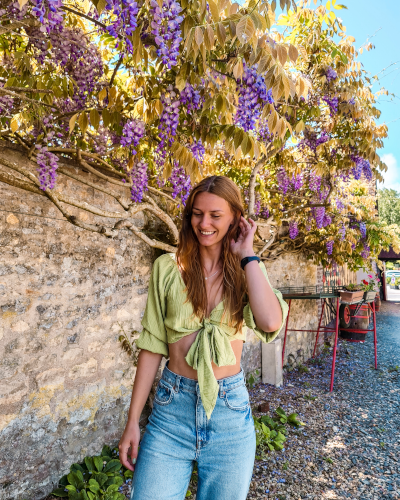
left=1, top=148, right=324, bottom=499
left=0, top=149, right=155, bottom=500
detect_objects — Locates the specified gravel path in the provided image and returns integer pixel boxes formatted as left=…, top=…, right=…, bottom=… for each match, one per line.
left=247, top=300, right=400, bottom=500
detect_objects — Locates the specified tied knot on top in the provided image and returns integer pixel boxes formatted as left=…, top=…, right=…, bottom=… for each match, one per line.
left=185, top=319, right=237, bottom=419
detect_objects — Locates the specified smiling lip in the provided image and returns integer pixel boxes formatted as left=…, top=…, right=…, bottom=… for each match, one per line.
left=199, top=230, right=216, bottom=236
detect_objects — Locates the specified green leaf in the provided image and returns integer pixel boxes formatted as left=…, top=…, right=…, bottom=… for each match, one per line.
left=208, top=0, right=219, bottom=22
left=94, top=472, right=108, bottom=487
left=68, top=492, right=84, bottom=500
left=71, top=463, right=86, bottom=473
left=78, top=112, right=89, bottom=134
left=101, top=446, right=113, bottom=457
left=85, top=457, right=95, bottom=472
left=67, top=472, right=81, bottom=489
left=88, top=479, right=100, bottom=493
left=106, top=484, right=119, bottom=493
left=96, top=0, right=107, bottom=14
left=216, top=23, right=226, bottom=46
left=236, top=16, right=255, bottom=44
left=105, top=476, right=124, bottom=488
left=90, top=109, right=100, bottom=130
left=103, top=459, right=122, bottom=473
left=52, top=488, right=69, bottom=498
left=102, top=109, right=111, bottom=127
left=124, top=469, right=133, bottom=479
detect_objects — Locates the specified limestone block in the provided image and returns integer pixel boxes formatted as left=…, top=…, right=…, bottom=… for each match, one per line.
left=68, top=358, right=98, bottom=380
left=101, top=353, right=116, bottom=370
left=261, top=338, right=283, bottom=387
left=36, top=368, right=65, bottom=389
left=62, top=348, right=84, bottom=362
left=11, top=320, right=29, bottom=333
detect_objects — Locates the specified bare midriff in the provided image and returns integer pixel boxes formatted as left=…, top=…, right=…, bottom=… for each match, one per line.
left=168, top=333, right=243, bottom=380
left=168, top=271, right=242, bottom=380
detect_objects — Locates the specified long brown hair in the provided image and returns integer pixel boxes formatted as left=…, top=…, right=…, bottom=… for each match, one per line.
left=176, top=175, right=246, bottom=333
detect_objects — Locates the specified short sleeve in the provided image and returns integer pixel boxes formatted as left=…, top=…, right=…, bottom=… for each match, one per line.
left=243, top=261, right=289, bottom=343
left=136, top=255, right=170, bottom=358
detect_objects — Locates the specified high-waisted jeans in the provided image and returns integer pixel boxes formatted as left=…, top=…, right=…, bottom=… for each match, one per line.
left=130, top=362, right=256, bottom=500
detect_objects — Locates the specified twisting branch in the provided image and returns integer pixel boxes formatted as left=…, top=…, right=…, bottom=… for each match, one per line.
left=61, top=6, right=110, bottom=31
left=114, top=220, right=177, bottom=252
left=147, top=185, right=179, bottom=204
left=0, top=87, right=59, bottom=110
left=247, top=147, right=278, bottom=218
left=110, top=55, right=124, bottom=87
left=0, top=150, right=180, bottom=247
left=57, top=167, right=131, bottom=210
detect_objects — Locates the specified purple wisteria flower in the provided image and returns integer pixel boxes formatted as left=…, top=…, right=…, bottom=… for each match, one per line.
left=155, top=86, right=181, bottom=175
left=289, top=220, right=299, bottom=239
left=121, top=120, right=145, bottom=153
left=36, top=145, right=59, bottom=190
left=190, top=139, right=205, bottom=163
left=325, top=66, right=337, bottom=83
left=235, top=63, right=273, bottom=132
left=277, top=167, right=290, bottom=195
left=105, top=0, right=139, bottom=52
left=308, top=171, right=321, bottom=192
left=181, top=83, right=203, bottom=113
left=170, top=162, right=191, bottom=207
left=130, top=160, right=148, bottom=202
left=350, top=154, right=372, bottom=180
left=150, top=0, right=183, bottom=68
left=314, top=207, right=325, bottom=229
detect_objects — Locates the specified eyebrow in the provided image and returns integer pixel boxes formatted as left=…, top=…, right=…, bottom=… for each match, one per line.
left=192, top=208, right=224, bottom=213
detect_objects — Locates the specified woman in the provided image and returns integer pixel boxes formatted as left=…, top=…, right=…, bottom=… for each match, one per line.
left=119, top=176, right=288, bottom=500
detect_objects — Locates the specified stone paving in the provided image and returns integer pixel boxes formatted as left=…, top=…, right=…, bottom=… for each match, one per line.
left=247, top=299, right=400, bottom=500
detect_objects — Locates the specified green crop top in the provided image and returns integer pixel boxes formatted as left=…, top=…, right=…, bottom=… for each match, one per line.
left=136, top=253, right=288, bottom=418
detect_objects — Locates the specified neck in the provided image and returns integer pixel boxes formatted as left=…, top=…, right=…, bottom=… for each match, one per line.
left=199, top=243, right=223, bottom=272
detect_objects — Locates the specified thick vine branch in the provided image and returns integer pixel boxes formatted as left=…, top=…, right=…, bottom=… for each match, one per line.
left=0, top=151, right=179, bottom=247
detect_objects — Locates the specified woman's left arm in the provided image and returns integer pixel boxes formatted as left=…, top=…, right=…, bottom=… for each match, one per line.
left=231, top=216, right=283, bottom=333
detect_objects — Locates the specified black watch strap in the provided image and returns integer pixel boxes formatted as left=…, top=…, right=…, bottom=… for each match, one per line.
left=240, top=256, right=260, bottom=270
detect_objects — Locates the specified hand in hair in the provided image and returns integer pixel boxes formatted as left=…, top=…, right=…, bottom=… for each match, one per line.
left=230, top=216, right=257, bottom=260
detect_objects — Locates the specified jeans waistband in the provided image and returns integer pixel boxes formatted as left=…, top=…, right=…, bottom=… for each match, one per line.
left=161, top=361, right=246, bottom=394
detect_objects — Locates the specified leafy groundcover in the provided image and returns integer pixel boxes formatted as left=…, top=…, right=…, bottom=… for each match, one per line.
left=52, top=445, right=132, bottom=500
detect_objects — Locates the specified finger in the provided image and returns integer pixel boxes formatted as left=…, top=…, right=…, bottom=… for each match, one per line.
left=248, top=218, right=257, bottom=232
left=119, top=445, right=135, bottom=472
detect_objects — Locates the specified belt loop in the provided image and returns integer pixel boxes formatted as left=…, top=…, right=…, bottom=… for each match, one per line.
left=175, top=375, right=181, bottom=393
left=219, top=379, right=224, bottom=398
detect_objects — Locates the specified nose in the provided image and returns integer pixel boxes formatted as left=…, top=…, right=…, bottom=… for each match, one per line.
left=198, top=215, right=214, bottom=228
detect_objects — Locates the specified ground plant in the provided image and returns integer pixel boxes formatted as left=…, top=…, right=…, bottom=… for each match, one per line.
left=51, top=446, right=132, bottom=500
left=0, top=0, right=399, bottom=270
left=254, top=406, right=304, bottom=457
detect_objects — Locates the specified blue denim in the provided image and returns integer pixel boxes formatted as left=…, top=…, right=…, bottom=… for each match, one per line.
left=131, top=363, right=256, bottom=500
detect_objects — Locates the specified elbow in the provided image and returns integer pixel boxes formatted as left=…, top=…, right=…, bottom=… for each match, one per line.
left=257, top=315, right=283, bottom=333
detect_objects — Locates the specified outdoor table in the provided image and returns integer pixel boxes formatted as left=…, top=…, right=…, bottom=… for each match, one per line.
left=277, top=286, right=378, bottom=391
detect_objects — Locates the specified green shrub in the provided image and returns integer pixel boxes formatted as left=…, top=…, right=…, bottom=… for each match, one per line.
left=52, top=446, right=132, bottom=500
left=254, top=407, right=304, bottom=457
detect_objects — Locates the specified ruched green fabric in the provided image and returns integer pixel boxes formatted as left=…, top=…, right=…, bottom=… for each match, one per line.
left=136, top=253, right=288, bottom=419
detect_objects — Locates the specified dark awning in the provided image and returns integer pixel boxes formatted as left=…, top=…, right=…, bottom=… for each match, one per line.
left=379, top=247, right=400, bottom=259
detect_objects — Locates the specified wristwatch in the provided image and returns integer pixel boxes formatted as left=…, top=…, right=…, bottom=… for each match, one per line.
left=240, top=256, right=260, bottom=270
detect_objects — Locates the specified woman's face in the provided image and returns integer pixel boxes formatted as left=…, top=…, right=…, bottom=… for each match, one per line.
left=191, top=192, right=235, bottom=248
